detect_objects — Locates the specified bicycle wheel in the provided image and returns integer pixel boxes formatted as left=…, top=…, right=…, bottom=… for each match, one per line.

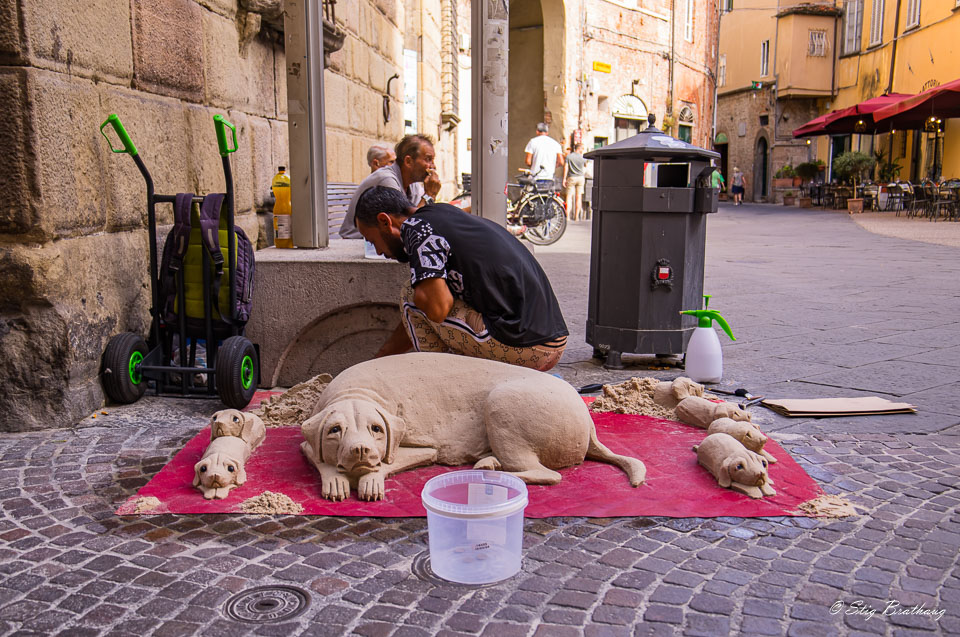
left=521, top=194, right=567, bottom=246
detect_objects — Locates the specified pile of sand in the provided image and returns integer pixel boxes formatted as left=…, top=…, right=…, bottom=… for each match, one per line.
left=240, top=491, right=304, bottom=514
left=589, top=377, right=677, bottom=420
left=252, top=373, right=333, bottom=427
left=132, top=496, right=161, bottom=514
left=798, top=494, right=859, bottom=518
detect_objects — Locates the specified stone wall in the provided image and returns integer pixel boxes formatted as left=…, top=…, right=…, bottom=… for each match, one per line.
left=0, top=0, right=288, bottom=431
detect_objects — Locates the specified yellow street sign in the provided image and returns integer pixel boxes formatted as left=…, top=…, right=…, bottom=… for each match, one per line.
left=593, top=61, right=612, bottom=73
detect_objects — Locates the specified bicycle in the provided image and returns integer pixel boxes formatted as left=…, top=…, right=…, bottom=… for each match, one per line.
left=506, top=169, right=567, bottom=246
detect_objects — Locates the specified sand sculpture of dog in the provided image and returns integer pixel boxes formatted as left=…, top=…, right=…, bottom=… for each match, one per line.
left=192, top=410, right=266, bottom=499
left=652, top=377, right=704, bottom=409
left=209, top=409, right=266, bottom=448
left=676, top=396, right=752, bottom=429
left=300, top=352, right=647, bottom=502
left=707, top=417, right=777, bottom=464
left=694, top=433, right=775, bottom=499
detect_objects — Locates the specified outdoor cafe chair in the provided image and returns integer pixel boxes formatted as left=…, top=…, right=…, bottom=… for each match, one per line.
left=898, top=183, right=915, bottom=217
left=932, top=185, right=959, bottom=222
left=909, top=182, right=931, bottom=218
left=885, top=183, right=904, bottom=213
left=861, top=184, right=879, bottom=212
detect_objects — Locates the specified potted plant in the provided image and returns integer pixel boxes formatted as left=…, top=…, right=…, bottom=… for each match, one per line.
left=795, top=161, right=819, bottom=208
left=832, top=151, right=876, bottom=214
left=773, top=164, right=796, bottom=188
left=783, top=190, right=796, bottom=206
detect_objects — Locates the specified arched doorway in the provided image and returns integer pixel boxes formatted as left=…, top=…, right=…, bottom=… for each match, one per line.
left=754, top=137, right=768, bottom=201
left=508, top=0, right=544, bottom=176
left=507, top=0, right=566, bottom=177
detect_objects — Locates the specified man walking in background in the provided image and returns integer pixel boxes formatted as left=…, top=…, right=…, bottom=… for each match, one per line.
left=524, top=123, right=563, bottom=183
left=563, top=143, right=586, bottom=221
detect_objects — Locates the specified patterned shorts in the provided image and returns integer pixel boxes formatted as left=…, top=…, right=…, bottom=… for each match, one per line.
left=400, top=283, right=566, bottom=372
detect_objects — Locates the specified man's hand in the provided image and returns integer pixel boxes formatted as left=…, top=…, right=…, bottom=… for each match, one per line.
left=413, top=278, right=454, bottom=323
left=424, top=170, right=441, bottom=198
left=376, top=322, right=414, bottom=357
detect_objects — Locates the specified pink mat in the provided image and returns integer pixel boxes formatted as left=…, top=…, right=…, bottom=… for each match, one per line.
left=117, top=407, right=822, bottom=518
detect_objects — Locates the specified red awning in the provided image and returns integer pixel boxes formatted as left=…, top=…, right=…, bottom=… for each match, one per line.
left=793, top=93, right=912, bottom=138
left=873, top=78, right=960, bottom=129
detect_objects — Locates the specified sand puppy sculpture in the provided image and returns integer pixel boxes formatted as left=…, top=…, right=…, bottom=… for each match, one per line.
left=676, top=396, right=752, bottom=429
left=301, top=352, right=647, bottom=502
left=193, top=410, right=266, bottom=499
left=694, top=432, right=776, bottom=499
left=707, top=417, right=777, bottom=464
left=209, top=409, right=266, bottom=447
left=652, top=377, right=705, bottom=409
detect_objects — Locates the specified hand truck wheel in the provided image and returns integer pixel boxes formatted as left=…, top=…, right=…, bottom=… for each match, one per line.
left=216, top=336, right=258, bottom=409
left=102, top=332, right=148, bottom=404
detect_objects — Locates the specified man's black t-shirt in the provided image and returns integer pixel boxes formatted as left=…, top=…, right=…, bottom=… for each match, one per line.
left=400, top=204, right=568, bottom=347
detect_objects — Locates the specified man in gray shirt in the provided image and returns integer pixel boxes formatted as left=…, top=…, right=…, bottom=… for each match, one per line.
left=340, top=134, right=442, bottom=239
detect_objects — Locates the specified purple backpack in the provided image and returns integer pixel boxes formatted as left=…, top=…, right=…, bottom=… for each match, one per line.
left=158, top=193, right=255, bottom=328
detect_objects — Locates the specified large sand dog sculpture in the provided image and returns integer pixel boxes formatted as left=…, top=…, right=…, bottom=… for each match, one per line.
left=193, top=410, right=266, bottom=499
left=300, top=353, right=647, bottom=502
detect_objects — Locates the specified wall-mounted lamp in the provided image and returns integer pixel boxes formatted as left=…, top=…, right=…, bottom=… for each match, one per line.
left=384, top=74, right=399, bottom=124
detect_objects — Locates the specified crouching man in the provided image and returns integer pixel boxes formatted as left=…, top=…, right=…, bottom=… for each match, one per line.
left=355, top=186, right=568, bottom=371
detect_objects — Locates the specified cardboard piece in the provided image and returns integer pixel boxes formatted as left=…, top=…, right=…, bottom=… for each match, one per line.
left=761, top=396, right=916, bottom=418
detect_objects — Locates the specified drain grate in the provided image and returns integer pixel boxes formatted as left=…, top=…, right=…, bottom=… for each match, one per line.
left=411, top=550, right=504, bottom=589
left=223, top=585, right=310, bottom=624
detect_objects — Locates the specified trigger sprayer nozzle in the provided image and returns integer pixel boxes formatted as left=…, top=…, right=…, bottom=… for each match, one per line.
left=679, top=309, right=736, bottom=341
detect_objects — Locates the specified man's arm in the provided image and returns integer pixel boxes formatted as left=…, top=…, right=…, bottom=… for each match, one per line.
left=413, top=278, right=454, bottom=323
left=525, top=152, right=533, bottom=168
left=562, top=158, right=569, bottom=186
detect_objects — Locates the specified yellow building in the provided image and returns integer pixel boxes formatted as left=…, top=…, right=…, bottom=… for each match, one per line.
left=718, top=0, right=960, bottom=199
left=829, top=0, right=960, bottom=181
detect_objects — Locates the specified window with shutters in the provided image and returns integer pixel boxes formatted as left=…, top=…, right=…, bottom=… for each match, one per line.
left=808, top=29, right=828, bottom=56
left=718, top=54, right=727, bottom=87
left=905, top=0, right=920, bottom=28
left=843, top=0, right=863, bottom=54
left=760, top=40, right=769, bottom=77
left=684, top=0, right=694, bottom=42
left=869, top=0, right=885, bottom=45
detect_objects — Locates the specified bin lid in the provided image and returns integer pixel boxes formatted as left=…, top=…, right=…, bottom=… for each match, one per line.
left=584, top=114, right=720, bottom=162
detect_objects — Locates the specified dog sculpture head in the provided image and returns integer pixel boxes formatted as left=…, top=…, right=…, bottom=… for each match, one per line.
left=301, top=399, right=405, bottom=477
left=193, top=452, right=247, bottom=499
left=720, top=448, right=769, bottom=488
left=708, top=417, right=767, bottom=453
left=209, top=408, right=265, bottom=445
left=714, top=402, right=752, bottom=423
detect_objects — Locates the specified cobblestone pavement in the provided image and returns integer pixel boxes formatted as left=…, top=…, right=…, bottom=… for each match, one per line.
left=1, top=204, right=958, bottom=636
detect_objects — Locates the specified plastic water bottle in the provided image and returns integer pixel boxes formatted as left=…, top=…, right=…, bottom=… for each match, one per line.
left=271, top=166, right=292, bottom=249
left=680, top=295, right=736, bottom=383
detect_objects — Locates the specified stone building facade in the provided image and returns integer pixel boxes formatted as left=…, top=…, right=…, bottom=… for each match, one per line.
left=1, top=0, right=718, bottom=430
left=0, top=0, right=291, bottom=431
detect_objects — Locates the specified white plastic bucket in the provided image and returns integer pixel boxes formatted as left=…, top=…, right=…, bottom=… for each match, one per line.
left=421, top=470, right=528, bottom=584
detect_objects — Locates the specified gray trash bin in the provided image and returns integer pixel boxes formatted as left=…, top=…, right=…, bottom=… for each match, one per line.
left=584, top=115, right=720, bottom=369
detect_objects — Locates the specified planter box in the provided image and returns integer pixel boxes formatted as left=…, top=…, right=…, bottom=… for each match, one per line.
left=798, top=197, right=812, bottom=208
left=793, top=177, right=803, bottom=187
left=783, top=196, right=796, bottom=206
left=773, top=178, right=794, bottom=188
left=847, top=198, right=864, bottom=214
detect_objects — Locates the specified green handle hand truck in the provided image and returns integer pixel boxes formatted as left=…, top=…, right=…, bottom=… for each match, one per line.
left=98, top=114, right=259, bottom=409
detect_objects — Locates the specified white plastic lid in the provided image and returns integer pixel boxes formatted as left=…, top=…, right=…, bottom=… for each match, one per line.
left=422, top=470, right=528, bottom=519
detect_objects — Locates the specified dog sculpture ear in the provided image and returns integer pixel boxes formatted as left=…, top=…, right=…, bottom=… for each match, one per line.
left=192, top=461, right=204, bottom=487
left=209, top=412, right=220, bottom=441
left=377, top=404, right=406, bottom=465
left=718, top=457, right=735, bottom=488
left=233, top=458, right=247, bottom=486
left=240, top=412, right=255, bottom=442
left=302, top=409, right=332, bottom=464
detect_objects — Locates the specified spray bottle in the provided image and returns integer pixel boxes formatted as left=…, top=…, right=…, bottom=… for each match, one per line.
left=680, top=295, right=735, bottom=383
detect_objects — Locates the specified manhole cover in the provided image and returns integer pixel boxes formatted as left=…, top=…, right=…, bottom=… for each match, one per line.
left=223, top=585, right=310, bottom=624
left=411, top=550, right=505, bottom=589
